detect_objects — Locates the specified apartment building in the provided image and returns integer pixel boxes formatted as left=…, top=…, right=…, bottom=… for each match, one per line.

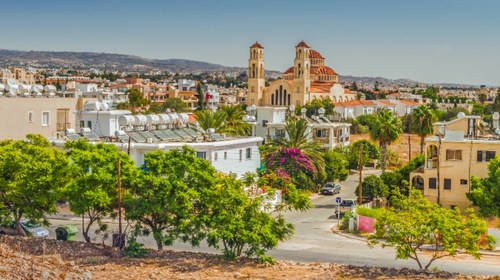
left=410, top=114, right=498, bottom=210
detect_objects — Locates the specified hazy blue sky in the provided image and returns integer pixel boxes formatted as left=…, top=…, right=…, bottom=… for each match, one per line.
left=1, top=0, right=499, bottom=85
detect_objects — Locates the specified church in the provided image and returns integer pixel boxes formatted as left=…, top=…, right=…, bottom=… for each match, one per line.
left=246, top=41, right=356, bottom=107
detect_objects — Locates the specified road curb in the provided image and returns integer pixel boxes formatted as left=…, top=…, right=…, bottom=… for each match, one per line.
left=331, top=227, right=500, bottom=257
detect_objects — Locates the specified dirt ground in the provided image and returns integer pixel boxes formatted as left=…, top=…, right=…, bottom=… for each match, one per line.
left=350, top=133, right=423, bottom=165
left=1, top=236, right=498, bottom=280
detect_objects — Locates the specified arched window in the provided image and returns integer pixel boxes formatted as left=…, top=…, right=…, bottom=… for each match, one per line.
left=271, top=94, right=274, bottom=105
left=287, top=93, right=291, bottom=105
left=251, top=63, right=256, bottom=78
left=275, top=89, right=279, bottom=105
left=279, top=85, right=283, bottom=105
left=259, top=64, right=263, bottom=78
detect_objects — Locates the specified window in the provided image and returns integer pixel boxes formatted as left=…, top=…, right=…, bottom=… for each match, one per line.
left=446, top=149, right=462, bottom=160
left=196, top=152, right=206, bottom=159
left=262, top=120, right=268, bottom=127
left=477, top=150, right=496, bottom=162
left=444, top=178, right=451, bottom=190
left=460, top=179, right=468, bottom=185
left=246, top=148, right=251, bottom=159
left=429, top=178, right=437, bottom=189
left=275, top=129, right=286, bottom=138
left=315, top=129, right=327, bottom=138
left=214, top=152, right=218, bottom=161
left=224, top=151, right=227, bottom=160
left=239, top=149, right=243, bottom=161
left=42, top=111, right=50, bottom=126
left=87, top=121, right=92, bottom=130
left=28, top=111, right=34, bottom=123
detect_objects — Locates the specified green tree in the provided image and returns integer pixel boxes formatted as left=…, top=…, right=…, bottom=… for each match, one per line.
left=64, top=140, right=138, bottom=242
left=0, top=135, right=70, bottom=236
left=196, top=82, right=205, bottom=110
left=369, top=191, right=495, bottom=270
left=323, top=149, right=349, bottom=182
left=468, top=157, right=500, bottom=217
left=343, top=140, right=380, bottom=170
left=298, top=97, right=335, bottom=117
left=218, top=105, right=252, bottom=136
left=127, top=88, right=147, bottom=112
left=410, top=106, right=436, bottom=154
left=355, top=175, right=389, bottom=200
left=478, top=93, right=487, bottom=104
left=203, top=173, right=294, bottom=261
left=124, top=147, right=216, bottom=250
left=370, top=110, right=403, bottom=172
left=162, top=97, right=189, bottom=113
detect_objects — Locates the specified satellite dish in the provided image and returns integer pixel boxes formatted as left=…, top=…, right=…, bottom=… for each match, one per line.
left=493, top=112, right=499, bottom=120
left=457, top=112, right=466, bottom=119
left=495, top=128, right=500, bottom=135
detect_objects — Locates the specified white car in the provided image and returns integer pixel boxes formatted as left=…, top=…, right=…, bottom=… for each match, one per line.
left=0, top=219, right=50, bottom=238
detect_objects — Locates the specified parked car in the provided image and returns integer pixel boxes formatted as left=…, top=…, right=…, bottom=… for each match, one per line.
left=334, top=198, right=357, bottom=215
left=0, top=219, right=50, bottom=238
left=320, top=182, right=341, bottom=195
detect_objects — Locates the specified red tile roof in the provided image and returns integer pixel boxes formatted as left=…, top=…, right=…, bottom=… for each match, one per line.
left=378, top=100, right=397, bottom=106
left=309, top=49, right=324, bottom=59
left=399, top=99, right=419, bottom=106
left=335, top=100, right=377, bottom=107
left=296, top=40, right=310, bottom=48
left=310, top=66, right=337, bottom=75
left=284, top=67, right=294, bottom=74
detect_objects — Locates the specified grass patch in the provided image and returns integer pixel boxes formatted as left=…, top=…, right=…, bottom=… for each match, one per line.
left=356, top=207, right=387, bottom=219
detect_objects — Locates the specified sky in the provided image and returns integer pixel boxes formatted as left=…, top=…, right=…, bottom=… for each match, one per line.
left=1, top=0, right=500, bottom=85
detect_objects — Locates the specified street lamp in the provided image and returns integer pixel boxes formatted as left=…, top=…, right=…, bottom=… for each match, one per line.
left=300, top=107, right=307, bottom=117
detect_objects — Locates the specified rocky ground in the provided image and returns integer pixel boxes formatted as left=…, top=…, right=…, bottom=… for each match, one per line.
left=0, top=236, right=498, bottom=280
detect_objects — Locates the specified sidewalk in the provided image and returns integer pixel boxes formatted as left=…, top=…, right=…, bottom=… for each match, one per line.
left=331, top=226, right=500, bottom=257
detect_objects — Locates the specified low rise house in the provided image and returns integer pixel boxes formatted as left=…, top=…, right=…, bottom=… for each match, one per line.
left=409, top=114, right=498, bottom=210
left=334, top=100, right=378, bottom=119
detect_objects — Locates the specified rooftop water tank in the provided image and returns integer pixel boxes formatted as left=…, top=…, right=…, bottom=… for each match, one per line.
left=118, top=115, right=135, bottom=127
left=133, top=115, right=147, bottom=126
left=146, top=114, right=160, bottom=125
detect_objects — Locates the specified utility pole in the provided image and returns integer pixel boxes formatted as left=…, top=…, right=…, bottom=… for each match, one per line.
left=408, top=135, right=411, bottom=162
left=117, top=156, right=122, bottom=237
left=358, top=144, right=363, bottom=205
left=437, top=137, right=441, bottom=206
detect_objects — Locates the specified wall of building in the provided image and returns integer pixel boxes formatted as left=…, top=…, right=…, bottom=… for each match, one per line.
left=0, top=97, right=84, bottom=140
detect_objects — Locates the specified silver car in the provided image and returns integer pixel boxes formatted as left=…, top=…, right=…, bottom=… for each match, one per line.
left=0, top=219, right=50, bottom=238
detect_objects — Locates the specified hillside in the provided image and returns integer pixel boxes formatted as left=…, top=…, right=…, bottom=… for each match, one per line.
left=0, top=236, right=497, bottom=280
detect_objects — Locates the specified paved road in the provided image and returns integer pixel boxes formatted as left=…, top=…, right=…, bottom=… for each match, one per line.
left=47, top=169, right=500, bottom=275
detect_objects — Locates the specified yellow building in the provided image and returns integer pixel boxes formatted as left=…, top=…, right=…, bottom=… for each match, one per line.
left=410, top=114, right=499, bottom=210
left=246, top=41, right=355, bottom=107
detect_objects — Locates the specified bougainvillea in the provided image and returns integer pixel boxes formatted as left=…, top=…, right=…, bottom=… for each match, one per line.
left=266, top=147, right=315, bottom=174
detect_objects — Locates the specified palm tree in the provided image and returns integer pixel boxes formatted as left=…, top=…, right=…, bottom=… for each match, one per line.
left=218, top=105, right=252, bottom=136
left=410, top=105, right=436, bottom=154
left=370, top=110, right=403, bottom=173
left=194, top=109, right=227, bottom=132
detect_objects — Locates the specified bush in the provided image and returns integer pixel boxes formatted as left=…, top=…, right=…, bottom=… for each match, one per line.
left=356, top=207, right=386, bottom=219
left=339, top=210, right=355, bottom=230
left=124, top=237, right=148, bottom=258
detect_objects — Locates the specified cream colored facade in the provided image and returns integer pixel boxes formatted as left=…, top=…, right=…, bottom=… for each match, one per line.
left=0, top=97, right=87, bottom=140
left=410, top=115, right=498, bottom=210
left=246, top=41, right=355, bottom=107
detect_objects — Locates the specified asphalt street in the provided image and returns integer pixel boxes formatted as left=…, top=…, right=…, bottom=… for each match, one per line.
left=47, top=169, right=500, bottom=275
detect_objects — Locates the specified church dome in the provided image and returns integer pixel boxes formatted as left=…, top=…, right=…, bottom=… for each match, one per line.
left=311, top=66, right=337, bottom=75
left=295, top=40, right=310, bottom=48
left=309, top=49, right=324, bottom=59
left=283, top=67, right=294, bottom=74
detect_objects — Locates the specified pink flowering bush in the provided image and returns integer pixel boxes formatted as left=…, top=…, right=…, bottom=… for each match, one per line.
left=264, top=147, right=317, bottom=190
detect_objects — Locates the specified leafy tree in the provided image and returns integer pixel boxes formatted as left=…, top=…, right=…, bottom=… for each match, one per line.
left=410, top=105, right=436, bottom=154
left=370, top=110, right=403, bottom=172
left=478, top=93, right=487, bottom=104
left=323, top=150, right=349, bottom=182
left=0, top=135, right=70, bottom=236
left=355, top=175, right=389, bottom=200
left=343, top=140, right=380, bottom=169
left=124, top=146, right=216, bottom=250
left=468, top=157, right=500, bottom=217
left=64, top=140, right=138, bottom=242
left=369, top=191, right=495, bottom=270
left=218, top=105, right=252, bottom=136
left=162, top=97, right=189, bottom=113
left=196, top=82, right=205, bottom=110
left=203, top=173, right=294, bottom=261
left=127, top=88, right=147, bottom=112
left=297, top=97, right=335, bottom=117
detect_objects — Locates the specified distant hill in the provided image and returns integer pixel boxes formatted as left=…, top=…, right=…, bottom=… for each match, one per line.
left=0, top=49, right=475, bottom=87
